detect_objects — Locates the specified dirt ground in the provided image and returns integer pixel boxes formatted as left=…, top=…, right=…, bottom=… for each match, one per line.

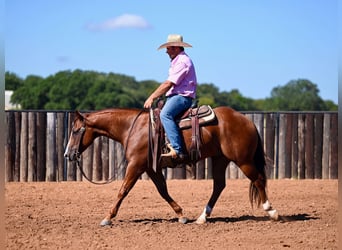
left=5, top=179, right=337, bottom=250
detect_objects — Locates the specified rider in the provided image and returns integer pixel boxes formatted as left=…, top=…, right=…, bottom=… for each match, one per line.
left=144, top=34, right=197, bottom=160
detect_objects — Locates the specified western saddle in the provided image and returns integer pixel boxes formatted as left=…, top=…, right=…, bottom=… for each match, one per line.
left=149, top=99, right=216, bottom=170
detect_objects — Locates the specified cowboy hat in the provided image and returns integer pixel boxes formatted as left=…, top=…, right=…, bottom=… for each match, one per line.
left=157, top=34, right=192, bottom=50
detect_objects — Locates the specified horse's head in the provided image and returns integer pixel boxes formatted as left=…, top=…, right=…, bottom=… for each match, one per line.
left=64, top=110, right=90, bottom=162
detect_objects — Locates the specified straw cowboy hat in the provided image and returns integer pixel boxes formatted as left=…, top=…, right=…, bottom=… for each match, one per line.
left=157, top=34, right=192, bottom=50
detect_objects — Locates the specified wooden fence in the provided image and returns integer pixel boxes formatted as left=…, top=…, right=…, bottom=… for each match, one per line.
left=5, top=110, right=338, bottom=182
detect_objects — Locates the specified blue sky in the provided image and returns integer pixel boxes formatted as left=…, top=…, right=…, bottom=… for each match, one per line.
left=5, top=0, right=338, bottom=103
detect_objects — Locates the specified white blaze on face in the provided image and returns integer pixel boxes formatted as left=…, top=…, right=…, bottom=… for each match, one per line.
left=64, top=133, right=73, bottom=157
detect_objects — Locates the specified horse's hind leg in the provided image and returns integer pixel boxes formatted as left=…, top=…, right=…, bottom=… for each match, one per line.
left=196, top=156, right=228, bottom=224
left=146, top=168, right=187, bottom=224
left=239, top=163, right=279, bottom=220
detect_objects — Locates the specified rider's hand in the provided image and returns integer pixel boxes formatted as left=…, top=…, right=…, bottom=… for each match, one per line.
left=144, top=97, right=154, bottom=109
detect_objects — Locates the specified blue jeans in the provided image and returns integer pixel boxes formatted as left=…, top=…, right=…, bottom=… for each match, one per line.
left=160, top=95, right=193, bottom=154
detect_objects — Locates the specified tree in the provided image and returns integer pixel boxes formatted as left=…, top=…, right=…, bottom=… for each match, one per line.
left=324, top=100, right=338, bottom=111
left=5, top=72, right=23, bottom=91
left=10, top=75, right=46, bottom=109
left=216, top=89, right=258, bottom=111
left=7, top=70, right=337, bottom=111
left=46, top=70, right=98, bottom=110
left=197, top=83, right=220, bottom=107
left=264, top=79, right=327, bottom=111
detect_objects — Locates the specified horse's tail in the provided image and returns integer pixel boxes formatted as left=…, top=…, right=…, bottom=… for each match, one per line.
left=249, top=129, right=267, bottom=208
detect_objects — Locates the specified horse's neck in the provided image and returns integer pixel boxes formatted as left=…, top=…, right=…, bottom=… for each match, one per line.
left=89, top=109, right=142, bottom=143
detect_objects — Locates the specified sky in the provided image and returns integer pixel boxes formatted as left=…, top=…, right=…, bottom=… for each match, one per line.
left=5, top=0, right=338, bottom=103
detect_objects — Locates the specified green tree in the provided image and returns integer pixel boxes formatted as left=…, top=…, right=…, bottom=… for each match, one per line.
left=5, top=72, right=23, bottom=90
left=197, top=83, right=220, bottom=107
left=79, top=73, right=123, bottom=109
left=264, top=79, right=327, bottom=111
left=8, top=69, right=337, bottom=111
left=216, top=89, right=258, bottom=111
left=46, top=70, right=99, bottom=110
left=324, top=100, right=338, bottom=111
left=11, top=75, right=46, bottom=109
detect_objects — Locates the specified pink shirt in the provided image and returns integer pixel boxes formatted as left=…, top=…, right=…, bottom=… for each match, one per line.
left=166, top=51, right=197, bottom=99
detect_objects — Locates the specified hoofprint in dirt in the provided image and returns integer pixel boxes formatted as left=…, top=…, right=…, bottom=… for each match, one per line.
left=5, top=179, right=337, bottom=250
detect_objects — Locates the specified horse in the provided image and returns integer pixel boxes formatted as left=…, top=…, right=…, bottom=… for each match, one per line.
left=64, top=106, right=279, bottom=226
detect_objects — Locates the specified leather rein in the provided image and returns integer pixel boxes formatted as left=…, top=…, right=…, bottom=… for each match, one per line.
left=73, top=110, right=144, bottom=185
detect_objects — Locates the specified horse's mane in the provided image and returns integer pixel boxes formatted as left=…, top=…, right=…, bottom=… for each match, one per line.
left=84, top=107, right=147, bottom=116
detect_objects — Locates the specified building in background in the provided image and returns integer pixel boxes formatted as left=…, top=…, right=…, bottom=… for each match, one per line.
left=5, top=90, right=20, bottom=110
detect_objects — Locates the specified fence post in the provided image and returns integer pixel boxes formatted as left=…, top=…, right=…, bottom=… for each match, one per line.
left=329, top=114, right=338, bottom=179
left=285, top=114, right=293, bottom=178
left=196, top=160, right=205, bottom=179
left=228, top=162, right=238, bottom=179
left=205, top=157, right=213, bottom=179
left=274, top=113, right=280, bottom=179
left=278, top=114, right=286, bottom=179
left=56, top=112, right=66, bottom=181
left=82, top=144, right=94, bottom=181
left=322, top=114, right=331, bottom=179
left=297, top=114, right=305, bottom=179
left=314, top=114, right=323, bottom=179
left=108, top=140, right=116, bottom=180
left=93, top=137, right=102, bottom=181
left=172, top=165, right=186, bottom=179
left=5, top=112, right=15, bottom=182
left=115, top=142, right=126, bottom=180
left=166, top=166, right=173, bottom=180
left=28, top=112, right=37, bottom=181
left=20, top=112, right=28, bottom=182
left=46, top=112, right=56, bottom=181
left=305, top=114, right=314, bottom=179
left=291, top=113, right=299, bottom=179
left=14, top=112, right=21, bottom=181
left=36, top=112, right=46, bottom=181
left=102, top=137, right=109, bottom=181
left=66, top=112, right=76, bottom=181
left=265, top=113, right=275, bottom=179
left=253, top=113, right=264, bottom=140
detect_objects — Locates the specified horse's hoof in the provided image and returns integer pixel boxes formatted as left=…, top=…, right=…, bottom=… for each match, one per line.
left=178, top=217, right=188, bottom=224
left=195, top=216, right=206, bottom=224
left=269, top=209, right=279, bottom=221
left=100, top=219, right=112, bottom=226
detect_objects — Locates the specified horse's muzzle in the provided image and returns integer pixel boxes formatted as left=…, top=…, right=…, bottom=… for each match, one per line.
left=64, top=148, right=79, bottom=162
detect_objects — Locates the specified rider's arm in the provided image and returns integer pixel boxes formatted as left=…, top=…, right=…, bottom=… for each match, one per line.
left=143, top=80, right=173, bottom=108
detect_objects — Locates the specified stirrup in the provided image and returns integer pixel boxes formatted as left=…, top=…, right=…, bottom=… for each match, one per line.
left=161, top=144, right=177, bottom=158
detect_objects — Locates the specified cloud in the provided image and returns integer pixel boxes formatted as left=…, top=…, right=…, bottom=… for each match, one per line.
left=86, top=14, right=151, bottom=31
left=56, top=56, right=69, bottom=63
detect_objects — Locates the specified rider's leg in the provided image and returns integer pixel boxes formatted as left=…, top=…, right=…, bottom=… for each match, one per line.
left=160, top=95, right=192, bottom=156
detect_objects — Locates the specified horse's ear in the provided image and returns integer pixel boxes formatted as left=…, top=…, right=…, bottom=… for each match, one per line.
left=75, top=110, right=85, bottom=121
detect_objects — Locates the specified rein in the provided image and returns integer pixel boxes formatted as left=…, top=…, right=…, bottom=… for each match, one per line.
left=74, top=109, right=144, bottom=185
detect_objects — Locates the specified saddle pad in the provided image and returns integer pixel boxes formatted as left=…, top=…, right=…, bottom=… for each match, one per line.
left=178, top=105, right=216, bottom=129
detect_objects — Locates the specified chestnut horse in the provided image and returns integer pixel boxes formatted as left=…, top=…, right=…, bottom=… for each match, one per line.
left=64, top=106, right=279, bottom=225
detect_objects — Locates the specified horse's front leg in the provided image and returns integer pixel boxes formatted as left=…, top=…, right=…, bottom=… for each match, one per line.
left=100, top=163, right=143, bottom=226
left=146, top=168, right=188, bottom=224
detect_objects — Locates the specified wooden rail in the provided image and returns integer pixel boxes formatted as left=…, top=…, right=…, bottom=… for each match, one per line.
left=5, top=110, right=338, bottom=182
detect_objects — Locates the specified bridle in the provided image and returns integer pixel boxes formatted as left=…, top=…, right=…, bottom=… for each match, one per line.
left=69, top=110, right=144, bottom=185
left=69, top=122, right=109, bottom=185
left=72, top=126, right=86, bottom=162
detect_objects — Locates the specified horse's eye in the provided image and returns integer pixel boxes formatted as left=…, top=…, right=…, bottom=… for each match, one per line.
left=72, top=128, right=81, bottom=134
left=72, top=127, right=85, bottom=134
